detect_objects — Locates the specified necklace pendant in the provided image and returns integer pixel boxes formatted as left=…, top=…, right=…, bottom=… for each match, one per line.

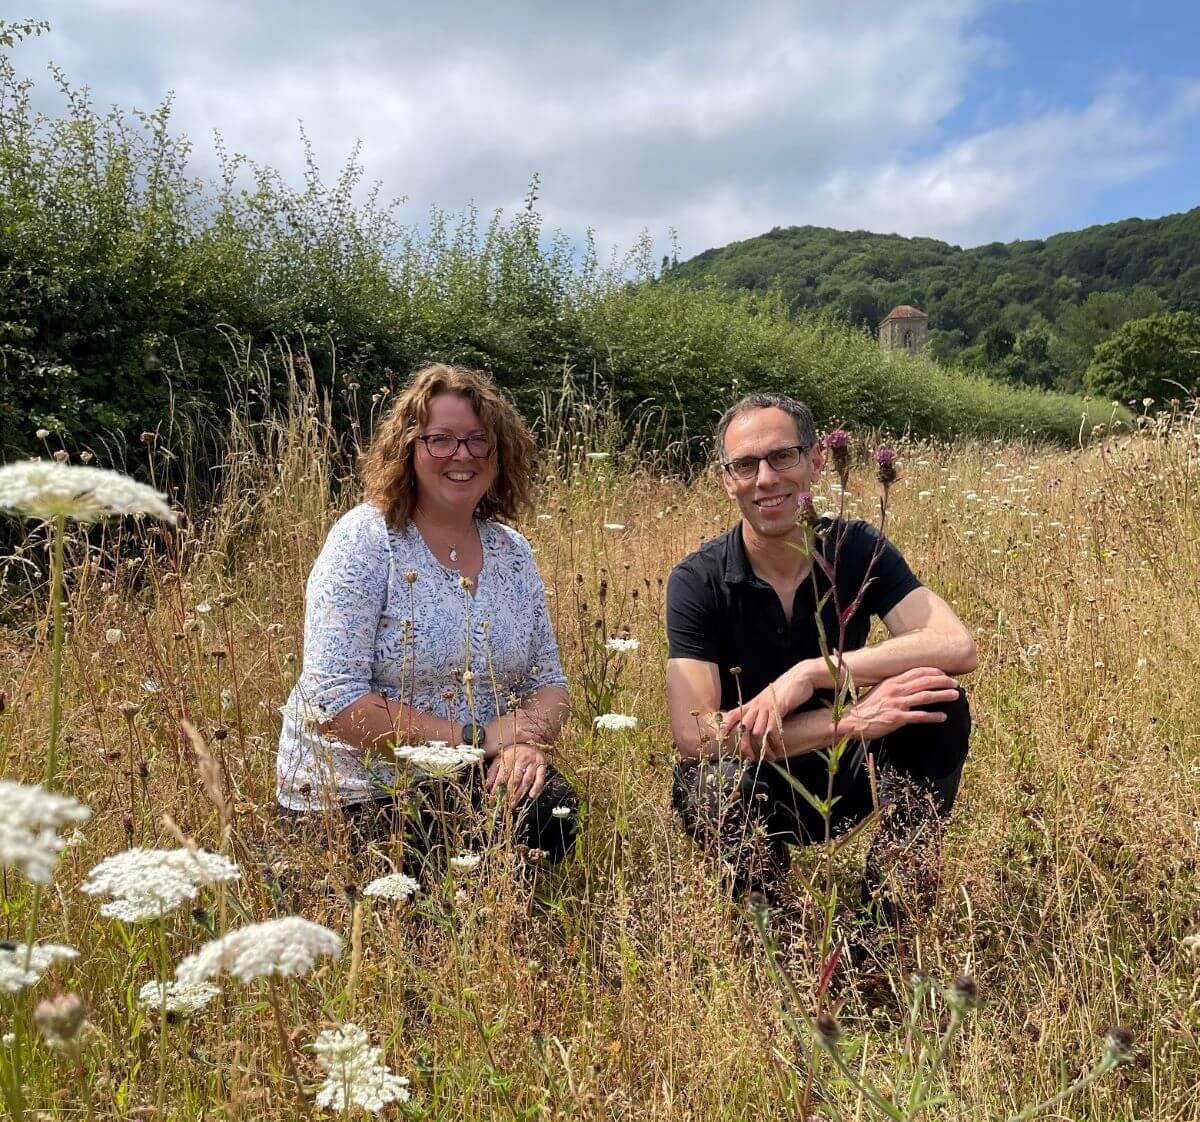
left=449, top=545, right=458, bottom=563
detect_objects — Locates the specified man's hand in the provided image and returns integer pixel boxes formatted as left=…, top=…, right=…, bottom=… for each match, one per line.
left=485, top=743, right=549, bottom=806
left=720, top=662, right=817, bottom=759
left=847, top=667, right=960, bottom=741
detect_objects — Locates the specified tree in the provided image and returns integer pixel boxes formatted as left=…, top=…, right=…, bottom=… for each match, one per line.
left=1084, top=312, right=1200, bottom=403
left=1053, top=286, right=1165, bottom=381
left=926, top=328, right=967, bottom=364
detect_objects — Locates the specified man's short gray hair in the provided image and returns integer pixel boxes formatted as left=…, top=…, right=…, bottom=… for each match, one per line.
left=715, top=392, right=817, bottom=461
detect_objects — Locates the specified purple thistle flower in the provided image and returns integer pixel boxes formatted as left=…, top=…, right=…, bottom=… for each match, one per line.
left=824, top=428, right=852, bottom=484
left=874, top=446, right=898, bottom=487
left=796, top=491, right=819, bottom=528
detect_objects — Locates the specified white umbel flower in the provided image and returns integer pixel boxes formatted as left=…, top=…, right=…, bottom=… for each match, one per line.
left=0, top=943, right=78, bottom=994
left=362, top=873, right=420, bottom=901
left=602, top=523, right=626, bottom=531
left=0, top=461, right=176, bottom=524
left=137, top=979, right=220, bottom=1016
left=448, top=853, right=482, bottom=872
left=605, top=637, right=639, bottom=652
left=593, top=713, right=637, bottom=732
left=176, top=917, right=342, bottom=985
left=0, top=780, right=92, bottom=885
left=313, top=1023, right=411, bottom=1112
left=81, top=847, right=241, bottom=923
left=551, top=805, right=572, bottom=819
left=394, top=741, right=484, bottom=778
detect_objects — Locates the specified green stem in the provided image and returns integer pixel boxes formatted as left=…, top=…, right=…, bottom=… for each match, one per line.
left=156, top=921, right=170, bottom=1117
left=266, top=977, right=312, bottom=1120
left=905, top=1009, right=962, bottom=1118
left=1004, top=1057, right=1117, bottom=1122
left=45, top=514, right=66, bottom=789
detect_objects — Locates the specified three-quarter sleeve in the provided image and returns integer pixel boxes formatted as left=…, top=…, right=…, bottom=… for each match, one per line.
left=292, top=506, right=391, bottom=719
left=520, top=545, right=568, bottom=696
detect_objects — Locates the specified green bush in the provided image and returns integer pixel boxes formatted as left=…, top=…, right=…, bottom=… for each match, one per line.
left=1084, top=311, right=1200, bottom=405
left=0, top=21, right=1106, bottom=476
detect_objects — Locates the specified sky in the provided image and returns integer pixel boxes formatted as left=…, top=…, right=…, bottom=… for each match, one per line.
left=4, top=0, right=1199, bottom=258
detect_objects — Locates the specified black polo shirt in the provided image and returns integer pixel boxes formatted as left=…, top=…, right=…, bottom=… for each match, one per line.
left=666, top=518, right=922, bottom=711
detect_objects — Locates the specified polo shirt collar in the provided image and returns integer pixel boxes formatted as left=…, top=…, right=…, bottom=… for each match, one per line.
left=722, top=519, right=833, bottom=585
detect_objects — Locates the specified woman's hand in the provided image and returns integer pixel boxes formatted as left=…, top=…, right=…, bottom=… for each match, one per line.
left=485, top=743, right=549, bottom=806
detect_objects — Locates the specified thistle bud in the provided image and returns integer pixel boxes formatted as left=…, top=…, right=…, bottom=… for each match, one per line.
left=1102, top=1026, right=1133, bottom=1064
left=948, top=975, right=980, bottom=1012
left=814, top=1011, right=842, bottom=1046
left=824, top=428, right=852, bottom=485
left=796, top=491, right=819, bottom=528
left=874, top=446, right=898, bottom=487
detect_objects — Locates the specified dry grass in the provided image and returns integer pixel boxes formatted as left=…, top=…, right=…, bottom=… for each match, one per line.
left=1, top=386, right=1198, bottom=1121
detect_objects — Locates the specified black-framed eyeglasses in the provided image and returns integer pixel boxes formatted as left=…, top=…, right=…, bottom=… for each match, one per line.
left=721, top=444, right=809, bottom=481
left=418, top=433, right=492, bottom=459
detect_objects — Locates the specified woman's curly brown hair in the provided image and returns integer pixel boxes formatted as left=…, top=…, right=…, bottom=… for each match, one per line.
left=361, top=363, right=537, bottom=528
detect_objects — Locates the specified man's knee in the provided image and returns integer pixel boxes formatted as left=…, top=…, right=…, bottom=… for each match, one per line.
left=671, top=758, right=761, bottom=839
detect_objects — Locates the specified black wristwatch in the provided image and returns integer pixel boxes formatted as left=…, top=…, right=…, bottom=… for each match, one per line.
left=459, top=722, right=484, bottom=749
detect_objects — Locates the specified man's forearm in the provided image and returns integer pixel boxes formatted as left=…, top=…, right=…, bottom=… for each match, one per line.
left=801, top=628, right=976, bottom=690
left=776, top=705, right=861, bottom=758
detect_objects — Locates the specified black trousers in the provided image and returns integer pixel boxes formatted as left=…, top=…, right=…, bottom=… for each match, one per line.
left=278, top=760, right=579, bottom=878
left=672, top=690, right=971, bottom=909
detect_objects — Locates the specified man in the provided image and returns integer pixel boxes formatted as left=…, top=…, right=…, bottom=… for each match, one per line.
left=666, top=392, right=976, bottom=926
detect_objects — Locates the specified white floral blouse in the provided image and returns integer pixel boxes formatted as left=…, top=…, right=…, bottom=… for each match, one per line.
left=276, top=503, right=567, bottom=810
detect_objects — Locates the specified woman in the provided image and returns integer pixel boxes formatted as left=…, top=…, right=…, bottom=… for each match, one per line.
left=276, top=363, right=577, bottom=870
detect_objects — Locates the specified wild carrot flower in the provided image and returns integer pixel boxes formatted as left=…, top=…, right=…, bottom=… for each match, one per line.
left=603, top=522, right=626, bottom=531
left=105, top=628, right=124, bottom=645
left=0, top=942, right=78, bottom=994
left=312, top=1023, right=411, bottom=1112
left=394, top=742, right=484, bottom=777
left=137, top=980, right=219, bottom=1015
left=449, top=853, right=482, bottom=873
left=175, top=917, right=342, bottom=985
left=593, top=713, right=637, bottom=731
left=81, top=848, right=241, bottom=923
left=363, top=873, right=420, bottom=900
left=0, top=779, right=91, bottom=884
left=34, top=992, right=87, bottom=1049
left=551, top=806, right=572, bottom=819
left=605, top=637, right=640, bottom=652
left=0, top=461, right=176, bottom=523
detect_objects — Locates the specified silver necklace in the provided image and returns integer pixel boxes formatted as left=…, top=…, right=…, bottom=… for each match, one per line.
left=448, top=543, right=458, bottom=563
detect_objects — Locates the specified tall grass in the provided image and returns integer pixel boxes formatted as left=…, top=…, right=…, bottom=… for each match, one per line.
left=1, top=363, right=1196, bottom=1119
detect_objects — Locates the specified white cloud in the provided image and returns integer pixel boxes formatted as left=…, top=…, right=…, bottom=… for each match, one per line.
left=8, top=1, right=1198, bottom=254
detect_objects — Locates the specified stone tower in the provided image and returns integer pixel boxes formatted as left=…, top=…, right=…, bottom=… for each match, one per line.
left=879, top=305, right=929, bottom=353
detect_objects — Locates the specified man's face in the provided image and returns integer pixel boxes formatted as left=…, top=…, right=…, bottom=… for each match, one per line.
left=720, top=407, right=822, bottom=539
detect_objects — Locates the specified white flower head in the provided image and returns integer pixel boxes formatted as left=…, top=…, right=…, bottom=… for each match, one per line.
left=1182, top=933, right=1200, bottom=959
left=105, top=628, right=124, bottom=645
left=0, top=943, right=78, bottom=995
left=593, top=713, right=637, bottom=732
left=585, top=452, right=611, bottom=461
left=551, top=805, right=572, bottom=819
left=395, top=742, right=484, bottom=778
left=0, top=780, right=92, bottom=885
left=194, top=601, right=213, bottom=615
left=137, top=979, right=220, bottom=1016
left=81, top=847, right=241, bottom=923
left=313, top=1023, right=411, bottom=1112
left=0, top=461, right=176, bottom=524
left=603, top=522, right=626, bottom=531
left=175, top=917, right=342, bottom=985
left=362, top=873, right=420, bottom=901
left=449, top=853, right=482, bottom=873
left=605, top=637, right=639, bottom=653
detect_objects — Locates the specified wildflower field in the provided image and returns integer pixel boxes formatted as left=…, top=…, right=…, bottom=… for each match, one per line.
left=1, top=383, right=1198, bottom=1121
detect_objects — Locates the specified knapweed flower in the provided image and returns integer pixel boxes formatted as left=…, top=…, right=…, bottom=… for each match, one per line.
left=34, top=992, right=87, bottom=1049
left=137, top=979, right=220, bottom=1016
left=605, top=637, right=640, bottom=653
left=449, top=853, right=482, bottom=873
left=394, top=741, right=484, bottom=778
left=823, top=429, right=851, bottom=483
left=796, top=492, right=819, bottom=528
left=593, top=713, right=637, bottom=732
left=81, top=847, right=241, bottom=923
left=312, top=1023, right=411, bottom=1112
left=874, top=446, right=898, bottom=487
left=0, top=779, right=91, bottom=885
left=551, top=806, right=572, bottom=819
left=175, top=916, right=342, bottom=985
left=0, top=461, right=176, bottom=524
left=0, top=942, right=78, bottom=994
left=362, top=873, right=420, bottom=900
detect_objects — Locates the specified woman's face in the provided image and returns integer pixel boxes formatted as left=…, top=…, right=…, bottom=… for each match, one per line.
left=413, top=392, right=497, bottom=518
